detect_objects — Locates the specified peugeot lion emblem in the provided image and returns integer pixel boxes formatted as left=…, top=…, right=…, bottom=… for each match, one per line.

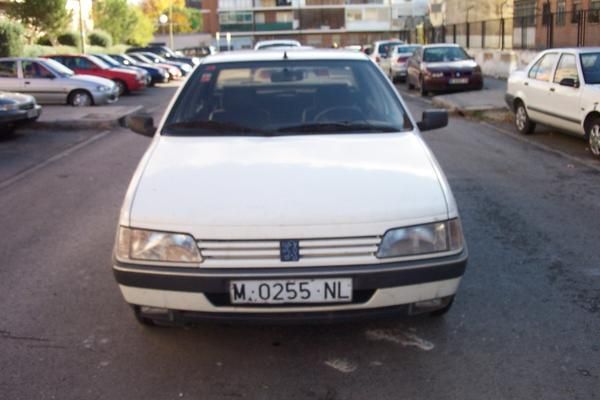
left=456, top=72, right=461, bottom=77
left=280, top=240, right=300, bottom=262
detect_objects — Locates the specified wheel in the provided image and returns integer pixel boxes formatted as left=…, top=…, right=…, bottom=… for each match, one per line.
left=419, top=77, right=428, bottom=96
left=114, top=79, right=127, bottom=96
left=586, top=116, right=600, bottom=157
left=429, top=296, right=454, bottom=317
left=408, top=76, right=415, bottom=90
left=68, top=90, right=93, bottom=107
left=514, top=100, right=536, bottom=135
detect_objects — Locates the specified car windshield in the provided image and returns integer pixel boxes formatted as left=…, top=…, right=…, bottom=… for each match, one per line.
left=118, top=54, right=138, bottom=65
left=95, top=55, right=120, bottom=67
left=259, top=43, right=299, bottom=50
left=395, top=46, right=420, bottom=55
left=88, top=55, right=111, bottom=69
left=131, top=53, right=153, bottom=64
left=378, top=42, right=402, bottom=56
left=163, top=59, right=412, bottom=136
left=580, top=52, right=600, bottom=84
left=144, top=53, right=167, bottom=63
left=423, top=47, right=470, bottom=62
left=43, top=58, right=74, bottom=77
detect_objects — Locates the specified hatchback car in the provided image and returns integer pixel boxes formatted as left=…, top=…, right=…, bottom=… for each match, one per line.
left=407, top=44, right=483, bottom=96
left=0, top=57, right=118, bottom=106
left=506, top=47, right=600, bottom=157
left=114, top=50, right=467, bottom=325
left=370, top=39, right=404, bottom=72
left=109, top=54, right=170, bottom=85
left=126, top=53, right=182, bottom=80
left=388, top=44, right=421, bottom=83
left=46, top=54, right=146, bottom=95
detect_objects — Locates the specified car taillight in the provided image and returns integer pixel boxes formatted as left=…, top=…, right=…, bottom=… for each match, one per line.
left=397, top=56, right=409, bottom=63
left=376, top=56, right=380, bottom=63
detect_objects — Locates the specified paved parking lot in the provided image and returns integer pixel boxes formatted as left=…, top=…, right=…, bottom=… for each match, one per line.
left=0, top=81, right=598, bottom=399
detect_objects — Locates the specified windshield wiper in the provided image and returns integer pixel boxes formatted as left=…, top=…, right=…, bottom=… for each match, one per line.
left=277, top=122, right=400, bottom=133
left=162, top=120, right=274, bottom=136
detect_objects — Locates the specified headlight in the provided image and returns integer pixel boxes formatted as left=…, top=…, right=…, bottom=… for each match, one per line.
left=376, top=219, right=464, bottom=258
left=116, top=227, right=202, bottom=264
left=0, top=103, right=18, bottom=111
left=431, top=72, right=444, bottom=78
left=97, top=85, right=110, bottom=92
left=181, top=64, right=192, bottom=72
left=192, top=57, right=200, bottom=65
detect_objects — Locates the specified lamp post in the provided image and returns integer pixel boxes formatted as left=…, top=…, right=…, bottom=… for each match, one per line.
left=466, top=5, right=474, bottom=48
left=78, top=0, right=86, bottom=54
left=168, top=1, right=174, bottom=50
left=226, top=32, right=231, bottom=51
left=216, top=32, right=221, bottom=52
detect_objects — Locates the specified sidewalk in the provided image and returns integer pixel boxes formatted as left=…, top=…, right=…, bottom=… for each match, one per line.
left=34, top=104, right=143, bottom=130
left=431, top=77, right=508, bottom=115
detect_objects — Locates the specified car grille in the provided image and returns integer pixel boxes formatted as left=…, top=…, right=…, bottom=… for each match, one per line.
left=19, top=103, right=34, bottom=110
left=197, top=236, right=381, bottom=267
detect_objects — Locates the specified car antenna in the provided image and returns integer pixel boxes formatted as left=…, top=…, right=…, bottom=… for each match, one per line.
left=283, top=51, right=288, bottom=60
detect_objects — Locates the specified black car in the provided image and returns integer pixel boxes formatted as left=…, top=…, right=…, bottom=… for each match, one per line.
left=0, top=91, right=42, bottom=136
left=126, top=46, right=199, bottom=67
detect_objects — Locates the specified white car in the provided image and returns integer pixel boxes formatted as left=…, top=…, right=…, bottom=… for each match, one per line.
left=506, top=47, right=600, bottom=157
left=370, top=39, right=404, bottom=73
left=388, top=44, right=421, bottom=83
left=254, top=40, right=301, bottom=50
left=114, top=50, right=467, bottom=325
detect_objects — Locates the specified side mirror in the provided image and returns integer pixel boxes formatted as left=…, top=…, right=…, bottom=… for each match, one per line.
left=124, top=113, right=155, bottom=137
left=417, top=110, right=448, bottom=131
left=559, top=78, right=579, bottom=88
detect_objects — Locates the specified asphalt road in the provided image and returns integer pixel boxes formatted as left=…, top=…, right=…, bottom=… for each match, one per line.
left=0, top=82, right=598, bottom=400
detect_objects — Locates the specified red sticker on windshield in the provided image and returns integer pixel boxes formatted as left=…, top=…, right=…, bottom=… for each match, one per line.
left=206, top=65, right=216, bottom=71
left=201, top=73, right=212, bottom=82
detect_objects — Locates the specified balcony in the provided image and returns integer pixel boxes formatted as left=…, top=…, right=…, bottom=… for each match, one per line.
left=255, top=22, right=295, bottom=30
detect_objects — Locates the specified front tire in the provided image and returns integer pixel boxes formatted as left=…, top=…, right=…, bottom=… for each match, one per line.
left=514, top=101, right=535, bottom=135
left=114, top=79, right=127, bottom=96
left=586, top=116, right=600, bottom=157
left=68, top=90, right=93, bottom=107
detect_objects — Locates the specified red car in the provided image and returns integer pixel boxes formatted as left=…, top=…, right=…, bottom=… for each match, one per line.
left=45, top=54, right=146, bottom=95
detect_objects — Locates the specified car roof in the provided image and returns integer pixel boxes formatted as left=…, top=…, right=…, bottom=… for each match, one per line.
left=256, top=39, right=300, bottom=45
left=202, top=49, right=369, bottom=64
left=539, top=47, right=600, bottom=53
left=421, top=44, right=461, bottom=49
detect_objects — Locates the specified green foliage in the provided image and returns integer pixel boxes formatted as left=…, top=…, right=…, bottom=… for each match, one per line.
left=57, top=31, right=80, bottom=47
left=0, top=19, right=25, bottom=57
left=93, top=0, right=153, bottom=45
left=186, top=8, right=203, bottom=32
left=88, top=30, right=113, bottom=47
left=23, top=44, right=77, bottom=57
left=36, top=35, right=53, bottom=46
left=8, top=0, right=71, bottom=41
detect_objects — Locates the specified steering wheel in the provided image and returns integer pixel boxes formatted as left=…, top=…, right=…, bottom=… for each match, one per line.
left=314, top=106, right=365, bottom=123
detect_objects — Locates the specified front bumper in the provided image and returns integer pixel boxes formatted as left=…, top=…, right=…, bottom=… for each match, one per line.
left=92, top=88, right=119, bottom=105
left=113, top=250, right=467, bottom=320
left=0, top=105, right=42, bottom=125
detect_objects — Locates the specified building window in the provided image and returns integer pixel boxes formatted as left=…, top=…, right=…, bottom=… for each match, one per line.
left=589, top=0, right=600, bottom=24
left=571, top=2, right=580, bottom=24
left=219, top=11, right=253, bottom=24
left=276, top=11, right=292, bottom=22
left=514, top=0, right=536, bottom=27
left=255, top=12, right=265, bottom=23
left=556, top=0, right=566, bottom=26
left=346, top=9, right=362, bottom=22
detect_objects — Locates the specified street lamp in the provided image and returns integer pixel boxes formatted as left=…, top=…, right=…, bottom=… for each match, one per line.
left=216, top=32, right=221, bottom=52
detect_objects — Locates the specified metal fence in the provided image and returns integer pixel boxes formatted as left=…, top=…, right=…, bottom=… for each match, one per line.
left=402, top=10, right=600, bottom=50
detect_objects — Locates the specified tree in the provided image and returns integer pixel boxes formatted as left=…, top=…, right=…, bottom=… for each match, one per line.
left=140, top=0, right=192, bottom=33
left=8, top=0, right=71, bottom=44
left=186, top=8, right=204, bottom=32
left=93, top=0, right=153, bottom=45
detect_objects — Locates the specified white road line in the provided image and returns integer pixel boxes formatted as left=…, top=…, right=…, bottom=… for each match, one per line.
left=480, top=121, right=600, bottom=173
left=0, top=130, right=111, bottom=191
left=324, top=358, right=358, bottom=373
left=365, top=329, right=435, bottom=351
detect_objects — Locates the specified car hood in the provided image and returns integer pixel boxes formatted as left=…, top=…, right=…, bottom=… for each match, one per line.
left=425, top=59, right=479, bottom=71
left=70, top=74, right=115, bottom=87
left=128, top=133, right=451, bottom=238
left=0, top=91, right=33, bottom=104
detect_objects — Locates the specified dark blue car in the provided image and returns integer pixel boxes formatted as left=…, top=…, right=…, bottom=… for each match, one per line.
left=107, top=54, right=169, bottom=86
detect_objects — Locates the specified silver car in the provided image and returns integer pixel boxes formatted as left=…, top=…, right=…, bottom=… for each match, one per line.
left=0, top=57, right=119, bottom=106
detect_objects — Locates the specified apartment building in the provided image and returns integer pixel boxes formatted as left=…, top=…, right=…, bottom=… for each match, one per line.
left=217, top=0, right=428, bottom=47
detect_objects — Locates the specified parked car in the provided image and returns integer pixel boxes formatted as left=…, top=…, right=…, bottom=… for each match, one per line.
left=388, top=44, right=421, bottom=83
left=133, top=52, right=192, bottom=76
left=0, top=57, right=118, bottom=106
left=406, top=44, right=483, bottom=96
left=370, top=39, right=404, bottom=72
left=109, top=53, right=170, bottom=84
left=126, top=53, right=182, bottom=80
left=92, top=54, right=151, bottom=87
left=114, top=49, right=467, bottom=326
left=45, top=54, right=146, bottom=95
left=506, top=47, right=600, bottom=157
left=254, top=40, right=301, bottom=50
left=126, top=45, right=200, bottom=66
left=0, top=91, right=41, bottom=135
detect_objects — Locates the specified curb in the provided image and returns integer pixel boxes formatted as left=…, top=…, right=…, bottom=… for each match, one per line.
left=32, top=105, right=143, bottom=131
left=431, top=97, right=508, bottom=116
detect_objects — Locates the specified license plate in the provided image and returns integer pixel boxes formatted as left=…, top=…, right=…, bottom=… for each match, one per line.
left=27, top=109, right=37, bottom=118
left=230, top=278, right=352, bottom=304
left=449, top=78, right=469, bottom=84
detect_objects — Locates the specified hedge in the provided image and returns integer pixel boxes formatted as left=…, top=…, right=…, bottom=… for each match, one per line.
left=57, top=31, right=81, bottom=48
left=88, top=30, right=113, bottom=48
left=0, top=19, right=25, bottom=57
